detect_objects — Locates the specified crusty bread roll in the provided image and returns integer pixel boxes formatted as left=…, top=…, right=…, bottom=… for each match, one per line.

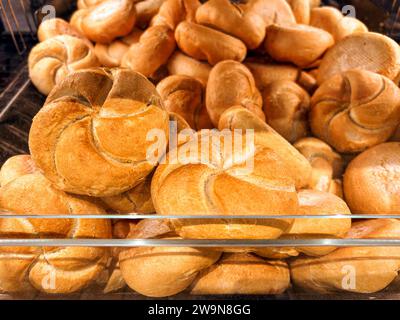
left=256, top=190, right=351, bottom=259
left=121, top=25, right=176, bottom=77
left=287, top=0, right=311, bottom=24
left=167, top=51, right=211, bottom=86
left=136, top=0, right=167, bottom=28
left=290, top=219, right=400, bottom=293
left=218, top=106, right=312, bottom=189
left=175, top=21, right=247, bottom=65
left=310, top=69, right=400, bottom=153
left=318, top=32, right=400, bottom=84
left=71, top=0, right=136, bottom=43
left=264, top=24, right=334, bottom=68
left=195, top=0, right=295, bottom=49
left=157, top=75, right=212, bottom=130
left=29, top=68, right=169, bottom=197
left=263, top=80, right=310, bottom=143
left=152, top=130, right=299, bottom=240
left=294, top=137, right=343, bottom=194
left=37, top=18, right=87, bottom=43
left=94, top=28, right=143, bottom=67
left=151, top=0, right=200, bottom=29
left=120, top=239, right=221, bottom=297
left=28, top=35, right=99, bottom=95
left=0, top=155, right=111, bottom=294
left=0, top=155, right=36, bottom=187
left=206, top=60, right=263, bottom=126
left=190, top=253, right=290, bottom=295
left=344, top=142, right=400, bottom=215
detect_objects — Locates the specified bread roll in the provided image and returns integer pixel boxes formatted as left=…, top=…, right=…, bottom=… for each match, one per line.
left=94, top=28, right=143, bottom=67
left=256, top=190, right=351, bottom=259
left=71, top=0, right=136, bottom=43
left=264, top=24, right=334, bottom=68
left=0, top=155, right=111, bottom=294
left=175, top=21, right=247, bottom=65
left=206, top=60, right=263, bottom=126
left=195, top=0, right=295, bottom=49
left=167, top=51, right=211, bottom=86
left=191, top=253, right=290, bottom=295
left=122, top=25, right=176, bottom=77
left=263, top=80, right=310, bottom=143
left=157, top=75, right=212, bottom=130
left=343, top=142, right=400, bottom=215
left=294, top=137, right=343, bottom=194
left=0, top=155, right=36, bottom=187
left=136, top=0, right=167, bottom=28
left=151, top=0, right=200, bottom=29
left=37, top=18, right=86, bottom=43
left=310, top=69, right=400, bottom=153
left=290, top=219, right=400, bottom=293
left=152, top=130, right=299, bottom=240
left=218, top=106, right=311, bottom=189
left=318, top=32, right=400, bottom=84
left=287, top=0, right=311, bottom=24
left=77, top=0, right=105, bottom=9
left=28, top=35, right=99, bottom=95
left=29, top=68, right=169, bottom=197
left=119, top=239, right=221, bottom=297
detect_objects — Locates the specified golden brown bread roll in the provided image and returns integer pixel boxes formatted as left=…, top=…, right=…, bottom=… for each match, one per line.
left=294, top=137, right=344, bottom=194
left=218, top=106, right=312, bottom=189
left=343, top=142, right=400, bottom=215
left=264, top=24, right=334, bottom=68
left=136, top=0, right=167, bottom=28
left=206, top=60, right=263, bottom=126
left=29, top=68, right=169, bottom=197
left=175, top=21, right=247, bottom=66
left=287, top=0, right=311, bottom=24
left=151, top=0, right=200, bottom=29
left=190, top=253, right=290, bottom=295
left=318, top=32, right=400, bottom=84
left=290, top=219, right=400, bottom=293
left=71, top=0, right=136, bottom=43
left=195, top=0, right=295, bottom=49
left=152, top=130, right=299, bottom=240
left=167, top=51, right=211, bottom=86
left=121, top=25, right=176, bottom=77
left=157, top=75, right=212, bottom=130
left=28, top=35, right=99, bottom=95
left=310, top=69, right=400, bottom=153
left=263, top=80, right=310, bottom=143
left=37, top=18, right=87, bottom=43
left=77, top=0, right=105, bottom=9
left=0, top=155, right=36, bottom=187
left=94, top=28, right=143, bottom=67
left=256, top=190, right=351, bottom=259
left=0, top=155, right=111, bottom=294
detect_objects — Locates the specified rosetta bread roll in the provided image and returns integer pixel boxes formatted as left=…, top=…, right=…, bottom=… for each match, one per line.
left=37, top=18, right=87, bottom=43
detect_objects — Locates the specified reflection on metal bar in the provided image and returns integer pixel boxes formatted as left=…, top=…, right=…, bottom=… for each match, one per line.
left=0, top=214, right=398, bottom=219
left=1, top=238, right=400, bottom=247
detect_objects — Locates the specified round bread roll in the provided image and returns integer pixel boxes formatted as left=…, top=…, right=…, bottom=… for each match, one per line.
left=119, top=240, right=221, bottom=297
left=256, top=190, right=351, bottom=259
left=317, top=32, right=400, bottom=85
left=121, top=25, right=176, bottom=77
left=206, top=60, right=264, bottom=126
left=157, top=75, right=212, bottom=130
left=0, top=155, right=36, bottom=187
left=167, top=51, right=211, bottom=86
left=175, top=21, right=247, bottom=66
left=94, top=28, right=143, bottom=67
left=190, top=253, right=290, bottom=295
left=294, top=137, right=344, bottom=194
left=150, top=0, right=200, bottom=29
left=37, top=18, right=87, bottom=43
left=290, top=219, right=400, bottom=293
left=70, top=0, right=136, bottom=43
left=28, top=35, right=99, bottom=95
left=218, top=106, right=312, bottom=189
left=310, top=69, right=400, bottom=153
left=287, top=0, right=311, bottom=24
left=152, top=130, right=299, bottom=240
left=263, top=80, right=310, bottom=143
left=343, top=142, right=400, bottom=215
left=195, top=0, right=295, bottom=49
left=333, top=16, right=368, bottom=42
left=0, top=155, right=111, bottom=294
left=29, top=68, right=169, bottom=197
left=264, top=24, right=334, bottom=68
left=136, top=0, right=167, bottom=28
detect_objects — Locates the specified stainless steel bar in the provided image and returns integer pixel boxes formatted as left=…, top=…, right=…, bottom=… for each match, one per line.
left=5, top=0, right=27, bottom=53
left=0, top=1, right=25, bottom=55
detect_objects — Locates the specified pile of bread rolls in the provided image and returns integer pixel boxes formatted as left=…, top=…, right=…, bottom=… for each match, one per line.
left=1, top=0, right=399, bottom=297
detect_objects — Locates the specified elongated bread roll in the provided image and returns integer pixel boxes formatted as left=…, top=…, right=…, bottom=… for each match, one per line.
left=151, top=0, right=200, bottom=29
